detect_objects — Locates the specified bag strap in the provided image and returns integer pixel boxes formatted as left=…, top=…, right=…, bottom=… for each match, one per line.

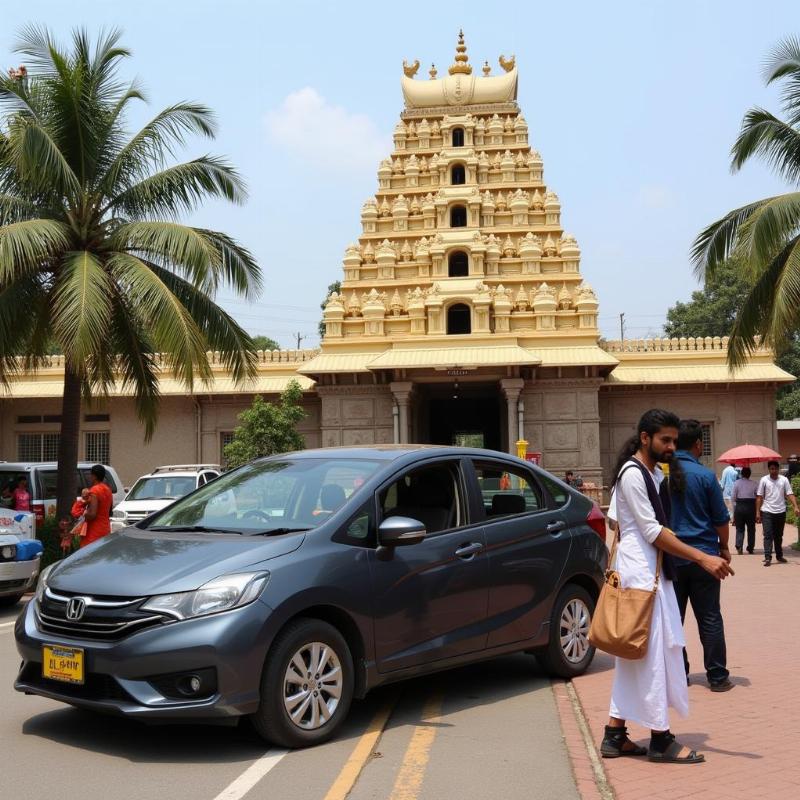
left=609, top=461, right=663, bottom=591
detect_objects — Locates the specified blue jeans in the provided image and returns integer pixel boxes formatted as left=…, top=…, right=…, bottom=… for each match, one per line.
left=673, top=562, right=729, bottom=684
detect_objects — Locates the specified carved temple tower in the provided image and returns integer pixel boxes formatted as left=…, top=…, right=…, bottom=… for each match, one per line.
left=299, top=32, right=617, bottom=481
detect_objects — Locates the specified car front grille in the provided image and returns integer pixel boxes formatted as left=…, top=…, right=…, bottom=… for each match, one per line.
left=36, top=588, right=171, bottom=641
left=124, top=511, right=155, bottom=522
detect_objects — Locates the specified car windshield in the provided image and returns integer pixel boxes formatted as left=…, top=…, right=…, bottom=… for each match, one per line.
left=127, top=476, right=197, bottom=501
left=146, top=457, right=381, bottom=533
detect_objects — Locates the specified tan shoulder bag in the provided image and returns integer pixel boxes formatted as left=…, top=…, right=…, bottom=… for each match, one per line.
left=588, top=528, right=662, bottom=660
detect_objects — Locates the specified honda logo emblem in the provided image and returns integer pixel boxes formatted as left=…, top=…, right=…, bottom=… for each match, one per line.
left=66, top=597, right=86, bottom=621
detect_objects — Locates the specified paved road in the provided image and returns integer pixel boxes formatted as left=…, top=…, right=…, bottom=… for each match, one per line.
left=2, top=599, right=579, bottom=800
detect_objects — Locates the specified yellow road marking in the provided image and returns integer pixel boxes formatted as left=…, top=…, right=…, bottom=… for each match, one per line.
left=389, top=692, right=444, bottom=800
left=323, top=698, right=396, bottom=800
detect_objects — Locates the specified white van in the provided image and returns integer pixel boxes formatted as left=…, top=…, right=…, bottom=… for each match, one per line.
left=0, top=462, right=124, bottom=525
left=111, top=464, right=220, bottom=530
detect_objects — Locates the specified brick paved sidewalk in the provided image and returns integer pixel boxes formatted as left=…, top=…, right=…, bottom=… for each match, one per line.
left=569, top=526, right=800, bottom=800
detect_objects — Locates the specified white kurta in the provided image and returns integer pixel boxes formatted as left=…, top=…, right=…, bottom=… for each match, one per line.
left=606, top=460, right=689, bottom=731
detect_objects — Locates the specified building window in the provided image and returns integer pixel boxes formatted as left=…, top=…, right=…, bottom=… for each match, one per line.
left=451, top=164, right=466, bottom=185
left=700, top=423, right=713, bottom=468
left=220, top=431, right=236, bottom=468
left=447, top=304, right=471, bottom=335
left=17, top=433, right=60, bottom=462
left=450, top=205, right=467, bottom=227
left=85, top=431, right=110, bottom=464
left=452, top=127, right=465, bottom=147
left=448, top=251, right=469, bottom=277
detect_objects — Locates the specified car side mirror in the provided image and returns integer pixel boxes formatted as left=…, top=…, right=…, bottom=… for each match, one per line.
left=377, top=516, right=426, bottom=548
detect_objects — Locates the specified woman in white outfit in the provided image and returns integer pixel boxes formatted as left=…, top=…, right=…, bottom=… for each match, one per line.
left=601, top=410, right=734, bottom=764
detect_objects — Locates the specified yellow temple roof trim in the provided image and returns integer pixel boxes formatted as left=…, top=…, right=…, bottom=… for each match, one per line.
left=296, top=352, right=378, bottom=374
left=605, top=363, right=794, bottom=385
left=366, top=344, right=539, bottom=370
left=526, top=346, right=619, bottom=367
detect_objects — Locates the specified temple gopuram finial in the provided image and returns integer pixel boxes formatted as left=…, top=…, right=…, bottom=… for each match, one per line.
left=448, top=29, right=472, bottom=75
left=403, top=59, right=420, bottom=78
left=429, top=63, right=437, bottom=79
left=499, top=54, right=516, bottom=73
left=482, top=61, right=491, bottom=76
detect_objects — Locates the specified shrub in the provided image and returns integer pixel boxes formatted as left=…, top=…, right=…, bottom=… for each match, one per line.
left=37, top=516, right=70, bottom=569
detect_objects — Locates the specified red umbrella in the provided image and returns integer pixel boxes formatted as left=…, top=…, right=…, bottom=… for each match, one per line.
left=717, top=444, right=782, bottom=465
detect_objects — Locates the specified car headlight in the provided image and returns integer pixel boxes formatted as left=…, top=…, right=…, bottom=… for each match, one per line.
left=35, top=563, right=55, bottom=605
left=111, top=508, right=128, bottom=521
left=141, top=572, right=269, bottom=620
left=1, top=544, right=16, bottom=560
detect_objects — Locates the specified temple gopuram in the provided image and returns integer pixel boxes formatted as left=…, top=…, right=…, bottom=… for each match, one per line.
left=1, top=34, right=793, bottom=488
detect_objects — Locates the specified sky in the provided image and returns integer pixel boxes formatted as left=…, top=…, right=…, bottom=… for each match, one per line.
left=1, top=0, right=795, bottom=346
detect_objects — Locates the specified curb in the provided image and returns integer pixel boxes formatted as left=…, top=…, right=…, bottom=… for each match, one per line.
left=551, top=679, right=615, bottom=800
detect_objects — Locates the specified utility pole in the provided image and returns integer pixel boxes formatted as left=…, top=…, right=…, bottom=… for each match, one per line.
left=619, top=312, right=625, bottom=341
left=294, top=332, right=305, bottom=350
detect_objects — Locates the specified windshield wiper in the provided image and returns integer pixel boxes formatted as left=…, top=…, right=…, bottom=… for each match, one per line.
left=147, top=525, right=246, bottom=534
left=246, top=527, right=312, bottom=536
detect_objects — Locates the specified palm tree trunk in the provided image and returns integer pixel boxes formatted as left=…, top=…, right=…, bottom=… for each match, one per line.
left=56, top=364, right=82, bottom=520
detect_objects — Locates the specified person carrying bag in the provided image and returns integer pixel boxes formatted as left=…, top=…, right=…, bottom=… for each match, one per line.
left=597, top=409, right=733, bottom=765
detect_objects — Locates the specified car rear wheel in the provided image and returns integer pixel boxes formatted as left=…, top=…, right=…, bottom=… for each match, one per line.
left=535, top=584, right=595, bottom=678
left=251, top=618, right=354, bottom=748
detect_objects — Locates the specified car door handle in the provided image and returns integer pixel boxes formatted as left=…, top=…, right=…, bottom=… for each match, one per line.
left=546, top=520, right=566, bottom=534
left=455, top=542, right=483, bottom=559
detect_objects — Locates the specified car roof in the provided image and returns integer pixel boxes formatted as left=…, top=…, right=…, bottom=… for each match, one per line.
left=0, top=462, right=113, bottom=470
left=255, top=445, right=535, bottom=465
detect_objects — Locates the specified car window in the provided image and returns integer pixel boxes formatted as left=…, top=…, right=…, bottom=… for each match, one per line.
left=197, top=474, right=207, bottom=487
left=472, top=460, right=544, bottom=518
left=379, top=461, right=463, bottom=535
left=540, top=473, right=570, bottom=508
left=39, top=469, right=64, bottom=499
left=127, top=476, right=197, bottom=500
left=150, top=458, right=381, bottom=533
left=333, top=501, right=374, bottom=548
left=0, top=469, right=26, bottom=508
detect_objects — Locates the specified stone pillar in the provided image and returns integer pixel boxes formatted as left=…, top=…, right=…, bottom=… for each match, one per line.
left=501, top=378, right=524, bottom=455
left=390, top=381, right=414, bottom=444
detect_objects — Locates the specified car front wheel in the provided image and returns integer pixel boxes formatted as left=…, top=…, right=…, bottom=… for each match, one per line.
left=535, top=584, right=596, bottom=678
left=251, top=618, right=354, bottom=748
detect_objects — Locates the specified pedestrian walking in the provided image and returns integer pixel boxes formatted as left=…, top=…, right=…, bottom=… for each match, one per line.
left=719, top=463, right=738, bottom=522
left=731, top=467, right=757, bottom=554
left=756, top=460, right=799, bottom=566
left=81, top=464, right=113, bottom=548
left=601, top=409, right=733, bottom=764
left=669, top=420, right=733, bottom=692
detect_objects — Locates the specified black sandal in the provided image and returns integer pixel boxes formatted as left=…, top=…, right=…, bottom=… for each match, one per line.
left=647, top=732, right=705, bottom=764
left=600, top=725, right=647, bottom=758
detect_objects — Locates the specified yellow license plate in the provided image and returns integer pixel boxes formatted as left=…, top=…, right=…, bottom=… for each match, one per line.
left=42, top=645, right=84, bottom=684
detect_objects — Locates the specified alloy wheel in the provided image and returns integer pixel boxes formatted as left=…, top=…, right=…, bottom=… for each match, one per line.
left=283, top=641, right=343, bottom=730
left=559, top=597, right=590, bottom=664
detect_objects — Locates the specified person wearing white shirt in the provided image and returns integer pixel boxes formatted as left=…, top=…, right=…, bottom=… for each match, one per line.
left=601, top=409, right=733, bottom=765
left=756, top=460, right=799, bottom=565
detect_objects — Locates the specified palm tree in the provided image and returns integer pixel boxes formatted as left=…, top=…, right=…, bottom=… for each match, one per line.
left=0, top=27, right=262, bottom=517
left=692, top=37, right=800, bottom=367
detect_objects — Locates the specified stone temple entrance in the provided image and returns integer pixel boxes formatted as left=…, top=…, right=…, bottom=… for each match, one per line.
left=416, top=382, right=502, bottom=451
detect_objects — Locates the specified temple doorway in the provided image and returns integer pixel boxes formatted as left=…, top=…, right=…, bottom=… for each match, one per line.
left=416, top=382, right=503, bottom=452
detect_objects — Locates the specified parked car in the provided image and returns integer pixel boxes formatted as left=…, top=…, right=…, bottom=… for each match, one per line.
left=111, top=464, right=221, bottom=531
left=14, top=446, right=607, bottom=748
left=0, top=510, right=42, bottom=606
left=0, top=462, right=124, bottom=525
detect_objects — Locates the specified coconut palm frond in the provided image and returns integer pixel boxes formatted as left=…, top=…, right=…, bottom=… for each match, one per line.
left=105, top=251, right=214, bottom=386
left=764, top=36, right=800, bottom=126
left=0, top=274, right=48, bottom=380
left=691, top=198, right=769, bottom=278
left=731, top=108, right=800, bottom=182
left=193, top=228, right=263, bottom=298
left=734, top=191, right=800, bottom=264
left=727, top=235, right=800, bottom=367
left=0, top=194, right=40, bottom=224
left=107, top=156, right=247, bottom=219
left=100, top=103, right=217, bottom=193
left=0, top=218, right=72, bottom=281
left=50, top=250, right=113, bottom=366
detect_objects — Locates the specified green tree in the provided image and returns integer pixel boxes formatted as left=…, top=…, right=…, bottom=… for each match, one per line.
left=664, top=260, right=800, bottom=418
left=692, top=37, right=800, bottom=367
left=223, top=380, right=306, bottom=469
left=251, top=335, right=280, bottom=351
left=319, top=280, right=341, bottom=337
left=0, top=28, right=261, bottom=517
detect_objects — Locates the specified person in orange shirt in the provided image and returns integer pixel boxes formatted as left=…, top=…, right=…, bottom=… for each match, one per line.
left=82, top=464, right=113, bottom=547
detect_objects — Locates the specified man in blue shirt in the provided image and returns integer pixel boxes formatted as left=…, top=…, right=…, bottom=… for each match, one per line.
left=669, top=419, right=732, bottom=692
